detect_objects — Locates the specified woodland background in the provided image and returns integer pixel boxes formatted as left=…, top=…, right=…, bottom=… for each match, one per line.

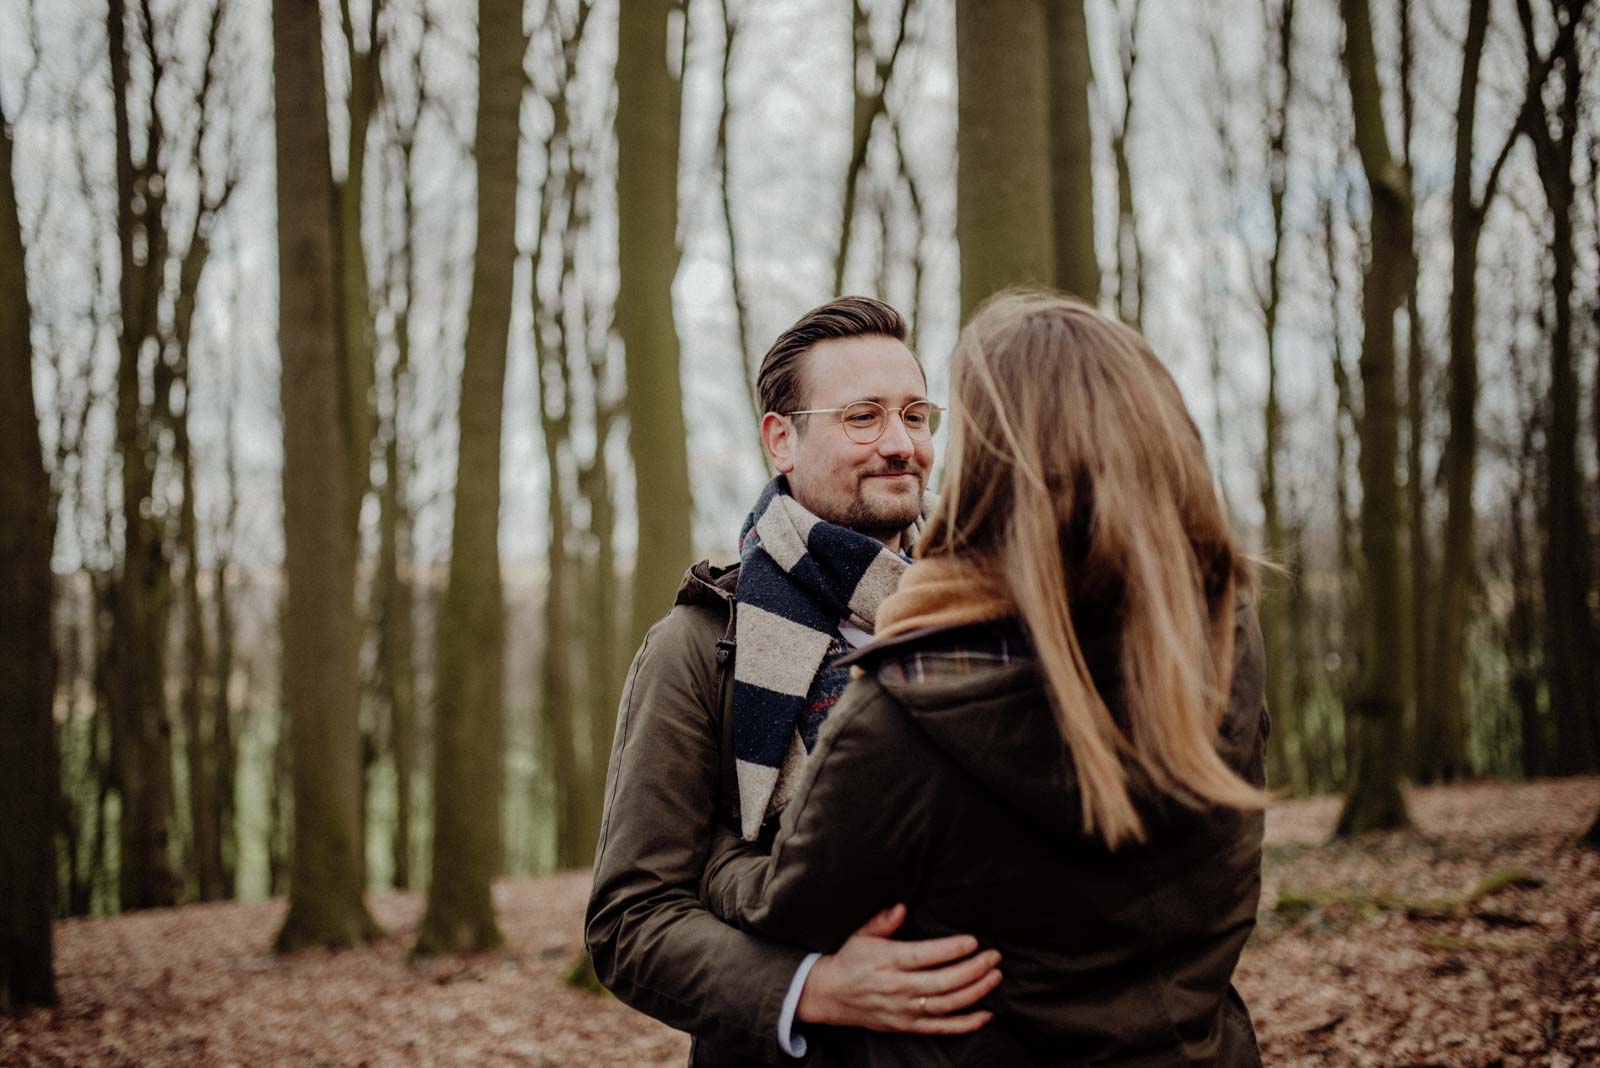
left=2, top=0, right=1600, bottom=1058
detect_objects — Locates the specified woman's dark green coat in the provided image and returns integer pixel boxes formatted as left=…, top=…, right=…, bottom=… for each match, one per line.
left=702, top=601, right=1269, bottom=1067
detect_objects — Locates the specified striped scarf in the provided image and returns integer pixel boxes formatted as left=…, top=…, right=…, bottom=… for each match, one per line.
left=732, top=476, right=930, bottom=840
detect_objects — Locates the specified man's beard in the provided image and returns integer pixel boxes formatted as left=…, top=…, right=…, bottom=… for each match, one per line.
left=841, top=460, right=925, bottom=538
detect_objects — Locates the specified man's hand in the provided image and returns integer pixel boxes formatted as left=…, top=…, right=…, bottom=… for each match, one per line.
left=796, top=904, right=1001, bottom=1034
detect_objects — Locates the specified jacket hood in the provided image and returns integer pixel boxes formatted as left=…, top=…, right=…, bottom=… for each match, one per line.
left=845, top=600, right=1264, bottom=847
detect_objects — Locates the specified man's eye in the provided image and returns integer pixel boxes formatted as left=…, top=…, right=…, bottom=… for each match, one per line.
left=846, top=413, right=879, bottom=426
left=903, top=412, right=926, bottom=427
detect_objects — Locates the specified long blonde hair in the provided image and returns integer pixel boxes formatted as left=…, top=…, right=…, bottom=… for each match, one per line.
left=921, top=290, right=1265, bottom=848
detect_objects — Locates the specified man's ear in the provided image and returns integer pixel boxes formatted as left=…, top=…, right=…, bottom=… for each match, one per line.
left=761, top=412, right=795, bottom=473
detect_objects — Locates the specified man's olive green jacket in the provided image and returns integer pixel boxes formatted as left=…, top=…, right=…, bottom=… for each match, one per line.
left=586, top=561, right=803, bottom=1066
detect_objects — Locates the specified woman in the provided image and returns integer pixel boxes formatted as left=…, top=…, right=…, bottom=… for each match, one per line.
left=701, top=291, right=1270, bottom=1066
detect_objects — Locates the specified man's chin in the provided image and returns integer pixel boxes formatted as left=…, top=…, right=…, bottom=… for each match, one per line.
left=846, top=488, right=923, bottom=538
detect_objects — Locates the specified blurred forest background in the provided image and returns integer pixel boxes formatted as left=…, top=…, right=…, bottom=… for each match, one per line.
left=3, top=0, right=1600, bottom=1013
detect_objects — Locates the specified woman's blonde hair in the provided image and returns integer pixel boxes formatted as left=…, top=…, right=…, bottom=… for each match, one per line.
left=921, top=290, right=1265, bottom=848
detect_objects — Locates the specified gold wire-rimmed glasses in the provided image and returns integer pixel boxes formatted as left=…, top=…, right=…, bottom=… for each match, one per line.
left=784, top=400, right=944, bottom=444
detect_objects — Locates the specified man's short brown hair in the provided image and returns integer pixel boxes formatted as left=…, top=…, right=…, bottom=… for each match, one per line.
left=756, top=296, right=915, bottom=418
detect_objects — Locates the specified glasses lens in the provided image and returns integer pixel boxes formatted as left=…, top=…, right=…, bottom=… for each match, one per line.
left=902, top=401, right=935, bottom=441
left=841, top=401, right=886, bottom=443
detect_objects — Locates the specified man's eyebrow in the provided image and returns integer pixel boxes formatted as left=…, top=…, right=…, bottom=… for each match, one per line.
left=854, top=393, right=930, bottom=404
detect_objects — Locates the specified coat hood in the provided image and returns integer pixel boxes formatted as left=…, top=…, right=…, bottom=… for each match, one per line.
left=842, top=600, right=1265, bottom=848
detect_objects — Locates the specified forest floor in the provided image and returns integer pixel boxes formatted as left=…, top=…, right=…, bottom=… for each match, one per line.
left=3, top=776, right=1597, bottom=1067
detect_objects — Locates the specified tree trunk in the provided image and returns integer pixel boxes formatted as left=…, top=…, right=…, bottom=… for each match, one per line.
left=414, top=0, right=524, bottom=955
left=1321, top=193, right=1363, bottom=790
left=335, top=2, right=380, bottom=541
left=211, top=561, right=237, bottom=898
left=376, top=419, right=417, bottom=891
left=1506, top=458, right=1544, bottom=776
left=175, top=399, right=224, bottom=902
left=1258, top=0, right=1297, bottom=794
left=1394, top=0, right=1431, bottom=786
left=107, top=0, right=180, bottom=912
left=271, top=0, right=379, bottom=951
left=580, top=405, right=620, bottom=859
left=540, top=465, right=586, bottom=870
left=377, top=33, right=425, bottom=894
left=834, top=0, right=912, bottom=295
left=212, top=407, right=240, bottom=898
left=1520, top=0, right=1597, bottom=776
left=1107, top=0, right=1143, bottom=327
left=957, top=0, right=1054, bottom=316
left=619, top=0, right=695, bottom=651
left=715, top=0, right=761, bottom=436
left=1, top=91, right=59, bottom=1010
left=1335, top=0, right=1413, bottom=836
left=1045, top=0, right=1097, bottom=302
left=1427, top=0, right=1507, bottom=788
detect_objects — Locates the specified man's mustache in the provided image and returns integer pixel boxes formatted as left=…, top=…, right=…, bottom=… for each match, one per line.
left=859, top=459, right=923, bottom=480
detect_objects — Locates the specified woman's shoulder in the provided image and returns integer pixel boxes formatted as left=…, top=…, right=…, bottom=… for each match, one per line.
left=838, top=615, right=1033, bottom=680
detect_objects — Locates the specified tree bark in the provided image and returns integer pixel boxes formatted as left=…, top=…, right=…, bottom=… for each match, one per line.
left=834, top=0, right=913, bottom=295
left=1519, top=0, right=1597, bottom=776
left=272, top=0, right=379, bottom=951
left=170, top=196, right=226, bottom=901
left=531, top=10, right=590, bottom=872
left=715, top=0, right=760, bottom=435
left=1257, top=0, right=1297, bottom=794
left=1335, top=0, right=1413, bottom=836
left=414, top=0, right=524, bottom=955
left=1506, top=431, right=1544, bottom=776
left=957, top=0, right=1054, bottom=315
left=619, top=0, right=695, bottom=651
left=1395, top=0, right=1432, bottom=784
left=1045, top=0, right=1097, bottom=302
left=1426, top=0, right=1538, bottom=787
left=1106, top=0, right=1143, bottom=327
left=335, top=0, right=381, bottom=540
left=1, top=89, right=59, bottom=1010
left=107, top=0, right=181, bottom=912
left=175, top=384, right=224, bottom=901
left=376, top=187, right=419, bottom=892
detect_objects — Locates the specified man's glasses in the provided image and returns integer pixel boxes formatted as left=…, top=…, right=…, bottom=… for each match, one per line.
left=784, top=400, right=944, bottom=445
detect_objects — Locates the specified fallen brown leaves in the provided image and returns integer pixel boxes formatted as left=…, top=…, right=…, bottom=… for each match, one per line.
left=0, top=874, right=688, bottom=1067
left=1239, top=776, right=1600, bottom=1067
left=2, top=777, right=1596, bottom=1067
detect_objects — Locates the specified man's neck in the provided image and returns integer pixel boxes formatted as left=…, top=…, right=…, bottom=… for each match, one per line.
left=859, top=529, right=903, bottom=553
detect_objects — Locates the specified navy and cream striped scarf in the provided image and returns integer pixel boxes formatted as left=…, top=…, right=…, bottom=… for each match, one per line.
left=732, top=476, right=932, bottom=840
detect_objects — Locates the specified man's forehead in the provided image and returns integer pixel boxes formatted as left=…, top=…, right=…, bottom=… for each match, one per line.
left=801, top=335, right=927, bottom=405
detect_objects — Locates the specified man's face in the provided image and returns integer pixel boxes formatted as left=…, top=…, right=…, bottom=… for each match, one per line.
left=762, top=335, right=934, bottom=546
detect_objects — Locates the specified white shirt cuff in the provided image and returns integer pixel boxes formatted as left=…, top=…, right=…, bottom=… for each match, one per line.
left=777, top=952, right=823, bottom=1058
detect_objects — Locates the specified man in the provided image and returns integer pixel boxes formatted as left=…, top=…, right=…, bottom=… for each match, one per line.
left=587, top=298, right=1001, bottom=1066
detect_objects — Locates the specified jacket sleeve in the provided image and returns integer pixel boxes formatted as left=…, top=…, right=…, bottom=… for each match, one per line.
left=700, top=684, right=935, bottom=953
left=585, top=606, right=808, bottom=1063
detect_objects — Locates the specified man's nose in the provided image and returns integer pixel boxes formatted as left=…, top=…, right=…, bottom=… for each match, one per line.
left=877, top=412, right=916, bottom=457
